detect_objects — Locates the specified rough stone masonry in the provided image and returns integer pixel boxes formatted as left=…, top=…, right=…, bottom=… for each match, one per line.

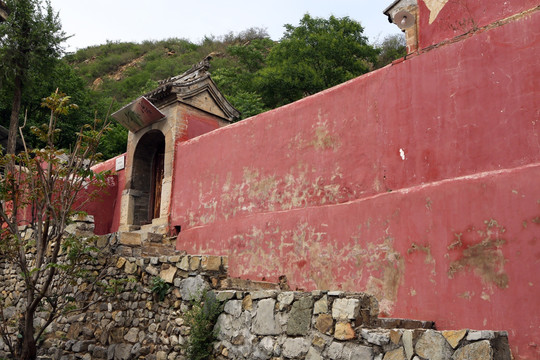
left=0, top=217, right=512, bottom=359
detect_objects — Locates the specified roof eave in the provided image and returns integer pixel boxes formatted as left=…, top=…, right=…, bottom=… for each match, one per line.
left=383, top=0, right=403, bottom=16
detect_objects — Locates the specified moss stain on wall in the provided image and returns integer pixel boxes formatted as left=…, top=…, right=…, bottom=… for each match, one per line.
left=448, top=219, right=509, bottom=290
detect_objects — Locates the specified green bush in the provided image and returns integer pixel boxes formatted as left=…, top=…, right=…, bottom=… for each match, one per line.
left=151, top=276, right=170, bottom=302
left=184, top=291, right=224, bottom=360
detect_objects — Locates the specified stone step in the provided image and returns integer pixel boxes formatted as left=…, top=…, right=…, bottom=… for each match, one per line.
left=118, top=231, right=142, bottom=246
left=117, top=230, right=179, bottom=257
left=141, top=242, right=183, bottom=257
left=376, top=317, right=436, bottom=329
left=219, top=277, right=281, bottom=291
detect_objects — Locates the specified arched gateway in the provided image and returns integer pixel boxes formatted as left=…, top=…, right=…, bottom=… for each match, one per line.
left=131, top=130, right=165, bottom=225
left=112, top=57, right=239, bottom=234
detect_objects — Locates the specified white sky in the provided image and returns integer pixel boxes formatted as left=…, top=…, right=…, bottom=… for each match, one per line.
left=48, top=0, right=402, bottom=52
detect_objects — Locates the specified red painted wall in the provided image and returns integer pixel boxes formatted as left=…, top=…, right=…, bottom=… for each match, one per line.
left=185, top=108, right=222, bottom=140
left=170, top=7, right=539, bottom=359
left=174, top=106, right=227, bottom=143
left=171, top=11, right=539, bottom=229
left=417, top=0, right=538, bottom=49
left=178, top=164, right=539, bottom=357
left=88, top=154, right=126, bottom=234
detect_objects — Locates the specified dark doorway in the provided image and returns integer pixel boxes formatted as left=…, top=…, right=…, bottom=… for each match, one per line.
left=131, top=130, right=165, bottom=226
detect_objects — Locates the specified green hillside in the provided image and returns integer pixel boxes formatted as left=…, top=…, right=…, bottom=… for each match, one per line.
left=66, top=29, right=271, bottom=115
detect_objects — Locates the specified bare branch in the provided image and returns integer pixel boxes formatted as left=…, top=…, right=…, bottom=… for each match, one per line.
left=0, top=92, right=111, bottom=358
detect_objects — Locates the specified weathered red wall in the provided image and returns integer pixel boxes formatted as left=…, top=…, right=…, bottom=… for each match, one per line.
left=417, top=0, right=539, bottom=49
left=170, top=6, right=539, bottom=359
left=88, top=155, right=126, bottom=235
left=185, top=109, right=222, bottom=140
left=178, top=164, right=539, bottom=357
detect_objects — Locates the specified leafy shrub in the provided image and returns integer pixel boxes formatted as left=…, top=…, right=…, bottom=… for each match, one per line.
left=151, top=276, right=170, bottom=301
left=184, top=291, right=224, bottom=360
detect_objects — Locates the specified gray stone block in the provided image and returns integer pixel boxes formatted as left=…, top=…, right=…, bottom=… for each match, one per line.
left=326, top=342, right=344, bottom=360
left=252, top=299, right=280, bottom=335
left=415, top=330, right=453, bottom=360
left=332, top=298, right=360, bottom=320
left=343, top=343, right=374, bottom=359
left=224, top=300, right=243, bottom=318
left=452, top=340, right=492, bottom=360
left=466, top=330, right=495, bottom=341
left=361, top=329, right=390, bottom=345
left=282, top=338, right=309, bottom=358
left=306, top=347, right=324, bottom=360
left=251, top=290, right=277, bottom=300
left=179, top=275, right=209, bottom=301
left=287, top=296, right=314, bottom=336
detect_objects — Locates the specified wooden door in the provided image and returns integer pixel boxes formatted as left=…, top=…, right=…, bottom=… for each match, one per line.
left=151, top=152, right=164, bottom=220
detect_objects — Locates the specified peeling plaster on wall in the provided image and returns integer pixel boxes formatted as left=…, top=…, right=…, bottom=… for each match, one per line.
left=448, top=219, right=509, bottom=291
left=289, top=120, right=341, bottom=152
left=425, top=197, right=433, bottom=211
left=408, top=243, right=435, bottom=265
left=186, top=178, right=219, bottom=226
left=230, top=223, right=316, bottom=289
left=448, top=232, right=463, bottom=250
left=423, top=0, right=450, bottom=24
left=228, top=220, right=406, bottom=315
left=231, top=222, right=352, bottom=291
left=186, top=164, right=354, bottom=228
left=522, top=214, right=540, bottom=230
left=458, top=291, right=473, bottom=300
left=362, top=236, right=405, bottom=316
left=352, top=210, right=406, bottom=315
left=309, top=121, right=341, bottom=151
left=408, top=243, right=437, bottom=285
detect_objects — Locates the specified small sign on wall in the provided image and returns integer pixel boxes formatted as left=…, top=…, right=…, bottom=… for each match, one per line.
left=115, top=156, right=125, bottom=171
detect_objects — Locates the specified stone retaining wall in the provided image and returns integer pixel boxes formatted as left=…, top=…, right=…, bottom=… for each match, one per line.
left=0, top=229, right=229, bottom=360
left=212, top=289, right=511, bottom=360
left=0, top=223, right=512, bottom=359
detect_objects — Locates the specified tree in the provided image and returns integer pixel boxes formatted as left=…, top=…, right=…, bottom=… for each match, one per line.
left=0, top=92, right=110, bottom=359
left=0, top=0, right=66, bottom=154
left=97, top=121, right=127, bottom=159
left=375, top=33, right=407, bottom=68
left=212, top=36, right=275, bottom=119
left=0, top=58, right=99, bottom=151
left=256, top=14, right=379, bottom=108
